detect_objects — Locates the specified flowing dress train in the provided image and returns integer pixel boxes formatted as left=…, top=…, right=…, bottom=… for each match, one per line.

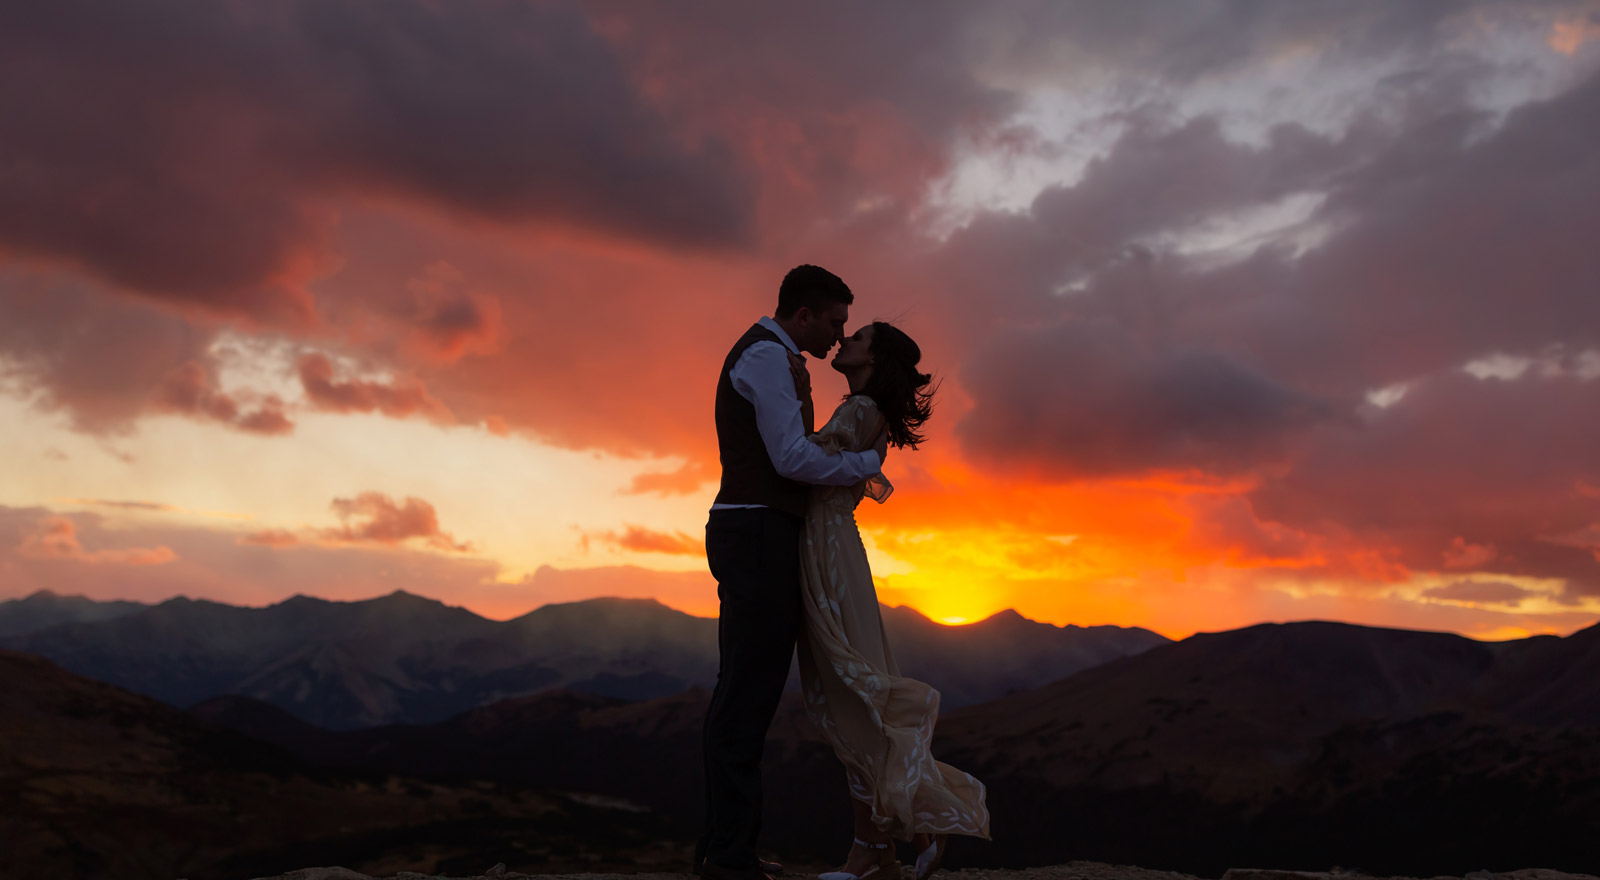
left=796, top=395, right=991, bottom=841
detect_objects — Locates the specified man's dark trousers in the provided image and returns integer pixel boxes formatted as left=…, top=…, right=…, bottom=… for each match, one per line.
left=699, top=506, right=804, bottom=871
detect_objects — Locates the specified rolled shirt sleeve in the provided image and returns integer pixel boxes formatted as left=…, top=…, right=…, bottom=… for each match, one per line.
left=730, top=341, right=882, bottom=486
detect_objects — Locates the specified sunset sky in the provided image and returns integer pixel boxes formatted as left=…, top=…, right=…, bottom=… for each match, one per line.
left=3, top=1, right=1599, bottom=640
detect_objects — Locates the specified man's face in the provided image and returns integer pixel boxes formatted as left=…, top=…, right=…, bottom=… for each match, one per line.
left=797, top=302, right=849, bottom=359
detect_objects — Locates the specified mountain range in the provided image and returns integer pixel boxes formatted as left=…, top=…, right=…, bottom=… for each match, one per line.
left=0, top=589, right=1168, bottom=728
left=195, top=619, right=1600, bottom=878
left=10, top=589, right=1600, bottom=878
left=0, top=588, right=149, bottom=637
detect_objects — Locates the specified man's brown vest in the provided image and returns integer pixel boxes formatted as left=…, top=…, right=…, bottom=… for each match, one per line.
left=712, top=322, right=811, bottom=518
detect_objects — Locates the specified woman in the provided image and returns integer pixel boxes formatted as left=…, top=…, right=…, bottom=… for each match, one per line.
left=792, top=321, right=990, bottom=880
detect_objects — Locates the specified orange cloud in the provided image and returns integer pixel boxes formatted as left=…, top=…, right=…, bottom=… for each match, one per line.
left=1442, top=537, right=1499, bottom=569
left=297, top=353, right=452, bottom=423
left=239, top=529, right=300, bottom=547
left=1543, top=523, right=1600, bottom=562
left=54, top=499, right=254, bottom=521
left=584, top=525, right=704, bottom=556
left=625, top=460, right=718, bottom=495
left=400, top=262, right=502, bottom=363
left=242, top=493, right=473, bottom=553
left=321, top=493, right=473, bottom=552
left=1549, top=16, right=1600, bottom=55
left=17, top=516, right=176, bottom=566
left=154, top=361, right=293, bottom=435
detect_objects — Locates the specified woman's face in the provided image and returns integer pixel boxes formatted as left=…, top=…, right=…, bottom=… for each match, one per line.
left=830, top=323, right=875, bottom=373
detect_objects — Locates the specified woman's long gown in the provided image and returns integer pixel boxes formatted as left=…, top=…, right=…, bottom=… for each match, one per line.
left=796, top=395, right=991, bottom=841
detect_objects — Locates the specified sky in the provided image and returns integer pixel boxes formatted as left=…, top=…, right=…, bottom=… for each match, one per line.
left=2, top=1, right=1599, bottom=640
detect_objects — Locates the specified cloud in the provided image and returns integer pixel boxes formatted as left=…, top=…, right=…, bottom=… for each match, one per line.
left=1247, top=370, right=1600, bottom=596
left=1542, top=523, right=1600, bottom=562
left=923, top=60, right=1600, bottom=596
left=58, top=500, right=180, bottom=513
left=0, top=1, right=752, bottom=324
left=583, top=525, right=705, bottom=557
left=16, top=515, right=175, bottom=566
left=0, top=273, right=215, bottom=433
left=1548, top=12, right=1600, bottom=55
left=0, top=272, right=296, bottom=437
left=624, top=461, right=718, bottom=496
left=1422, top=580, right=1538, bottom=607
left=1443, top=537, right=1499, bottom=569
left=319, top=492, right=473, bottom=553
left=399, top=263, right=502, bottom=364
left=296, top=352, right=452, bottom=423
left=239, top=492, right=473, bottom=553
left=958, top=318, right=1337, bottom=479
left=239, top=529, right=301, bottom=548
left=154, top=361, right=294, bottom=435
left=53, top=499, right=254, bottom=521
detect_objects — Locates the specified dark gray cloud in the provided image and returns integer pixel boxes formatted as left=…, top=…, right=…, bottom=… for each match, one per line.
left=0, top=271, right=296, bottom=436
left=986, top=0, right=1478, bottom=82
left=0, top=273, right=215, bottom=432
left=933, top=43, right=1600, bottom=590
left=0, top=0, right=752, bottom=320
left=942, top=65, right=1600, bottom=432
left=1246, top=369, right=1600, bottom=596
left=958, top=318, right=1337, bottom=478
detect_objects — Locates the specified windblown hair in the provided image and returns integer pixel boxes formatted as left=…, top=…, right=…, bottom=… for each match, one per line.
left=856, top=321, right=936, bottom=450
left=775, top=264, right=853, bottom=319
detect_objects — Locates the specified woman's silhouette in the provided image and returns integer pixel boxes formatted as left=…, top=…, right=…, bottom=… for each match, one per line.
left=792, top=321, right=990, bottom=880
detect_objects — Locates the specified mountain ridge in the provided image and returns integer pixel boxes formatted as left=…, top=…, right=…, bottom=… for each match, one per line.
left=178, top=615, right=1600, bottom=877
left=1, top=590, right=1166, bottom=728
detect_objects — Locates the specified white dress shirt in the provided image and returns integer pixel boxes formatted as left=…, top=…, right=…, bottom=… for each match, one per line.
left=710, top=316, right=883, bottom=511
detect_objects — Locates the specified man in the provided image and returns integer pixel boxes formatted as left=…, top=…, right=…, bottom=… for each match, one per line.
left=700, top=265, right=889, bottom=880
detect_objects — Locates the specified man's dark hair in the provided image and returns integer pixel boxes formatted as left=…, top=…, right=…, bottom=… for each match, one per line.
left=775, top=264, right=853, bottom=319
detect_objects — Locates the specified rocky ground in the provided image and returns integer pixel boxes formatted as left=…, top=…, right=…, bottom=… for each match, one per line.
left=245, top=864, right=1600, bottom=880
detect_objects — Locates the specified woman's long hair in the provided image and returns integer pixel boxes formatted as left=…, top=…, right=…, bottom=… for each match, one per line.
left=855, top=321, right=936, bottom=450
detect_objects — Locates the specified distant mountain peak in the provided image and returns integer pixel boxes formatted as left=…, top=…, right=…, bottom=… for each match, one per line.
left=382, top=588, right=431, bottom=600
left=19, top=589, right=64, bottom=600
left=560, top=595, right=669, bottom=608
left=516, top=595, right=684, bottom=620
left=976, top=608, right=1029, bottom=625
left=369, top=589, right=457, bottom=609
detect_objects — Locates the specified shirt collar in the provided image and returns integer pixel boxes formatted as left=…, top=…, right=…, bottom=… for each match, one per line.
left=759, top=315, right=800, bottom=355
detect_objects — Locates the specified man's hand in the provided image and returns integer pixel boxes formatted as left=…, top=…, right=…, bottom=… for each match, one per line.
left=786, top=352, right=811, bottom=396
left=787, top=352, right=815, bottom=434
left=872, top=424, right=890, bottom=465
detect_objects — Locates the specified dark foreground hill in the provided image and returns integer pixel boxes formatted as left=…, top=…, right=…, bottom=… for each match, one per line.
left=0, top=590, right=1166, bottom=728
left=0, top=650, right=689, bottom=880
left=243, top=866, right=1599, bottom=880
left=196, top=620, right=1600, bottom=878
left=936, top=620, right=1600, bottom=876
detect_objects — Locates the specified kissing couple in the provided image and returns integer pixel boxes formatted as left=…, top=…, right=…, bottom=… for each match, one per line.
left=698, top=265, right=990, bottom=880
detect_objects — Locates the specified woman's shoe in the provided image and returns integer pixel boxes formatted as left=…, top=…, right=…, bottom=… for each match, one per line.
left=913, top=834, right=947, bottom=880
left=818, top=838, right=900, bottom=880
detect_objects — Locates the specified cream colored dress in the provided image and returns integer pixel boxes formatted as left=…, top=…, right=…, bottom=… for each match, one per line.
left=796, top=395, right=991, bottom=841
